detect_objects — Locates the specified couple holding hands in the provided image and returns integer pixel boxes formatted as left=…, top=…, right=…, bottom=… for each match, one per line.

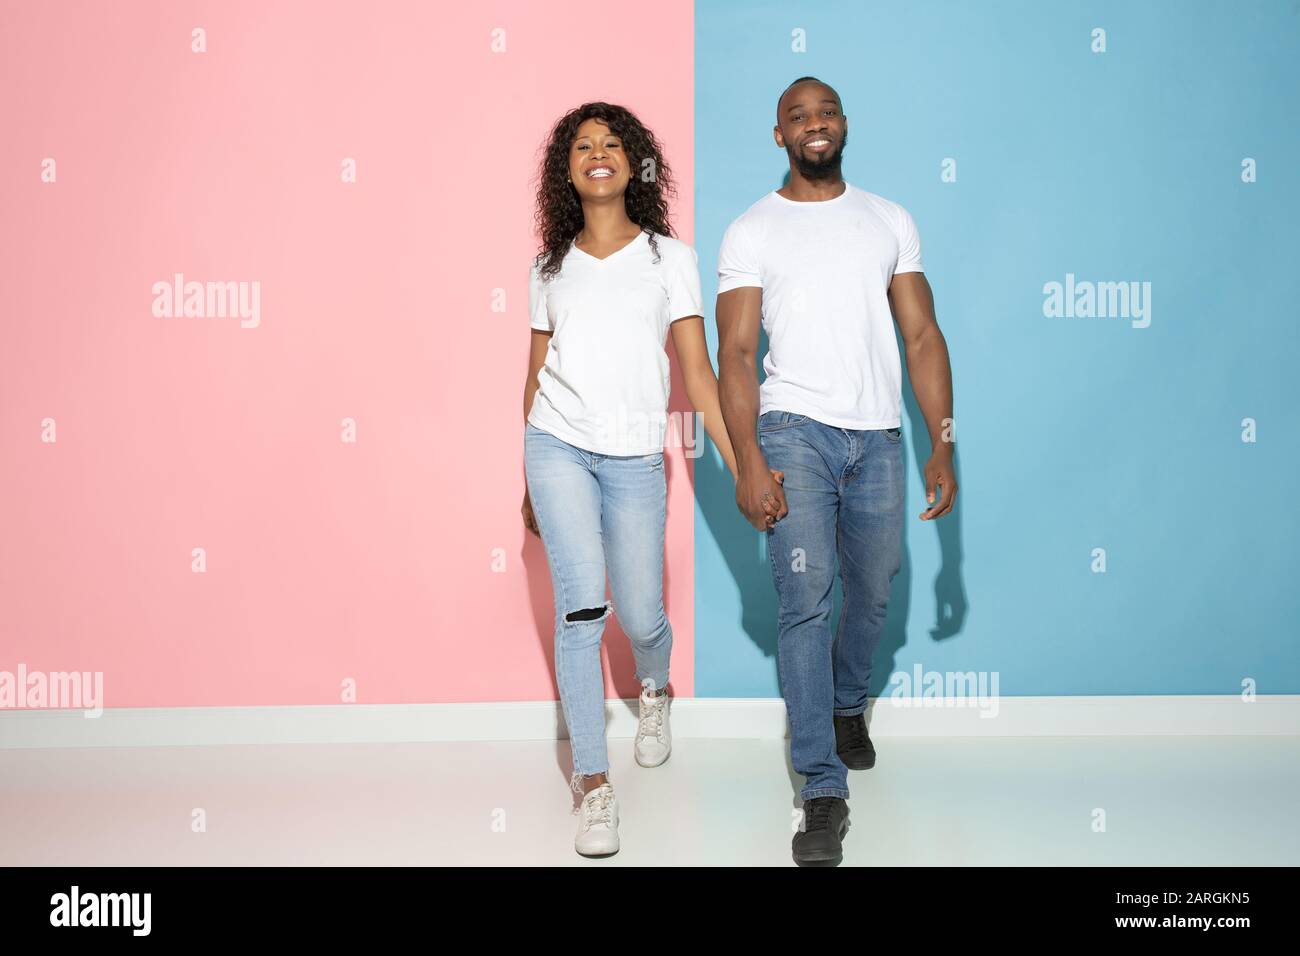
left=521, top=76, right=956, bottom=866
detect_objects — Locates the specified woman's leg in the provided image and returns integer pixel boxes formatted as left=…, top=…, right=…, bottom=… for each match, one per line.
left=598, top=450, right=671, bottom=691
left=524, top=425, right=612, bottom=781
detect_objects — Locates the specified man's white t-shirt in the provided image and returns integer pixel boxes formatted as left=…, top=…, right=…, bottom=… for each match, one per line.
left=716, top=183, right=924, bottom=430
left=528, top=231, right=702, bottom=456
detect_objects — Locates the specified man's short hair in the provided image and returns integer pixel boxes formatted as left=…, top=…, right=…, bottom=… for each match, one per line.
left=776, top=76, right=841, bottom=119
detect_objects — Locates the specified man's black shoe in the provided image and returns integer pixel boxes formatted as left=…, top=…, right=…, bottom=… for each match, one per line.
left=834, top=713, right=876, bottom=770
left=791, top=797, right=849, bottom=867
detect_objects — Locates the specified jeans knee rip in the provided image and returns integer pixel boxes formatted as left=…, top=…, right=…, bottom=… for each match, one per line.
left=563, top=602, right=611, bottom=625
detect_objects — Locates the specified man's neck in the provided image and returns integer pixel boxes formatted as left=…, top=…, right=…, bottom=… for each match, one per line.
left=777, top=175, right=847, bottom=203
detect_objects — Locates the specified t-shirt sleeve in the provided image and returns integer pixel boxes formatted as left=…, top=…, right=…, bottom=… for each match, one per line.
left=717, top=217, right=762, bottom=293
left=894, top=204, right=924, bottom=274
left=528, top=259, right=552, bottom=331
left=667, top=243, right=704, bottom=321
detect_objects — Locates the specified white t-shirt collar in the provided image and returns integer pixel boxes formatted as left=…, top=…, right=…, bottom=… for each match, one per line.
left=768, top=181, right=852, bottom=207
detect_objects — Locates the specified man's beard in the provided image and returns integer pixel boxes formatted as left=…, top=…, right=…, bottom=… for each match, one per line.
left=788, top=130, right=848, bottom=181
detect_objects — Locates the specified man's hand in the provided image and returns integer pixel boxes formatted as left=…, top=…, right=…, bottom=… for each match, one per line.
left=920, top=449, right=957, bottom=520
left=737, top=465, right=788, bottom=530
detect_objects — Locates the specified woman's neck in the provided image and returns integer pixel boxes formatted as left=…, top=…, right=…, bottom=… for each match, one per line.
left=576, top=201, right=640, bottom=246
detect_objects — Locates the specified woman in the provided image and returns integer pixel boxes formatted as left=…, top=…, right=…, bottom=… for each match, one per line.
left=521, top=102, right=779, bottom=857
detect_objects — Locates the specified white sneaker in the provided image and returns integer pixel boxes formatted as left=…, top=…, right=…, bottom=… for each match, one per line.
left=573, top=781, right=619, bottom=858
left=635, top=678, right=672, bottom=767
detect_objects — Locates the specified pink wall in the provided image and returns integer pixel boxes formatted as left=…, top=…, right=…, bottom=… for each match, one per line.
left=0, top=1, right=696, bottom=707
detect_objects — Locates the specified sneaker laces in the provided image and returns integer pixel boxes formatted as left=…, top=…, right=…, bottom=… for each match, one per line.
left=803, top=798, right=836, bottom=833
left=638, top=691, right=666, bottom=740
left=581, top=786, right=614, bottom=827
left=840, top=716, right=869, bottom=750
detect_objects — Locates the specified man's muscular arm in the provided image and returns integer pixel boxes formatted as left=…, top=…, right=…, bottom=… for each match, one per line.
left=889, top=271, right=957, bottom=519
left=716, top=286, right=787, bottom=529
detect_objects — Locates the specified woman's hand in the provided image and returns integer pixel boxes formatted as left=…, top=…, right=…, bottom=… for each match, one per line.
left=522, top=490, right=540, bottom=537
left=763, top=468, right=787, bottom=527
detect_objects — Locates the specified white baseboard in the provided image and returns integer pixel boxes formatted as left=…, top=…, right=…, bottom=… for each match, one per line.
left=1, top=695, right=1297, bottom=750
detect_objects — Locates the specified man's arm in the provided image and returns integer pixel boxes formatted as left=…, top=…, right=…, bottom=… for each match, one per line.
left=888, top=272, right=957, bottom=520
left=716, top=287, right=787, bottom=529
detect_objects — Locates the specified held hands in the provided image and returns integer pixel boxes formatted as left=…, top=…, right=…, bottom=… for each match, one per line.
left=736, top=466, right=787, bottom=531
left=527, top=468, right=790, bottom=541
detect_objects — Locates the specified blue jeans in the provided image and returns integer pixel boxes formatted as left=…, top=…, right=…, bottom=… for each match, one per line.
left=758, top=410, right=904, bottom=801
left=523, top=423, right=673, bottom=777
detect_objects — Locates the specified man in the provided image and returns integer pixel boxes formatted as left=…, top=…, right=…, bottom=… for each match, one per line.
left=715, top=76, right=957, bottom=867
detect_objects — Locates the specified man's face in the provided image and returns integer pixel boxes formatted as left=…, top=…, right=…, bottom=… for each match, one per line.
left=774, top=82, right=848, bottom=180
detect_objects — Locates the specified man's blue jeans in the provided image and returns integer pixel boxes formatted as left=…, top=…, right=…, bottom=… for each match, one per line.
left=758, top=410, right=904, bottom=801
left=523, top=423, right=673, bottom=777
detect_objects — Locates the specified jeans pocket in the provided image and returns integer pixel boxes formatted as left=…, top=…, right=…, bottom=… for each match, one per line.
left=758, top=410, right=810, bottom=433
left=883, top=426, right=902, bottom=443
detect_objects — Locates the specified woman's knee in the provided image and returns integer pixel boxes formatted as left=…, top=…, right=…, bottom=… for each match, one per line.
left=555, top=601, right=612, bottom=648
left=618, top=605, right=670, bottom=647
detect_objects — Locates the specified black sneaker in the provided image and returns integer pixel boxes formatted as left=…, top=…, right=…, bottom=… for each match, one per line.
left=791, top=797, right=850, bottom=867
left=834, top=713, right=876, bottom=770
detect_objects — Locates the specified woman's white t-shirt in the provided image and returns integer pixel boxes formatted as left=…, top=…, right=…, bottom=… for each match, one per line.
left=527, top=231, right=702, bottom=456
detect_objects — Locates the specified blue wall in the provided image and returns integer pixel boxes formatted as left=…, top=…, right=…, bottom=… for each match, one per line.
left=692, top=0, right=1300, bottom=696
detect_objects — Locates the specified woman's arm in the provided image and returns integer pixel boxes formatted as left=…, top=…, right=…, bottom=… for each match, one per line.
left=669, top=316, right=739, bottom=480
left=521, top=330, right=552, bottom=536
left=523, top=330, right=551, bottom=423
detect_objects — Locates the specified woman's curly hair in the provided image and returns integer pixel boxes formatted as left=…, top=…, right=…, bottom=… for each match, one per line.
left=533, top=102, right=677, bottom=280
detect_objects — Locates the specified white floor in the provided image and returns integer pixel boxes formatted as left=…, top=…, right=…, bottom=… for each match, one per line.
left=2, top=736, right=1296, bottom=866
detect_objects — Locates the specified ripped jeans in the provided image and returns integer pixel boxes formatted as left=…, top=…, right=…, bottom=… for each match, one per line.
left=523, top=423, right=673, bottom=777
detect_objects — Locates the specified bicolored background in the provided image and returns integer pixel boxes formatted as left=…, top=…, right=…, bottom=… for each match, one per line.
left=1, top=0, right=1296, bottom=710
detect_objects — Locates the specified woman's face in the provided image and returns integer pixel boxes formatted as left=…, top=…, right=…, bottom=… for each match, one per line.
left=568, top=117, right=631, bottom=201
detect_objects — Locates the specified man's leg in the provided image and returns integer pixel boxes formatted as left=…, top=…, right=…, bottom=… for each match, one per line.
left=758, top=412, right=849, bottom=800
left=832, top=427, right=905, bottom=715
